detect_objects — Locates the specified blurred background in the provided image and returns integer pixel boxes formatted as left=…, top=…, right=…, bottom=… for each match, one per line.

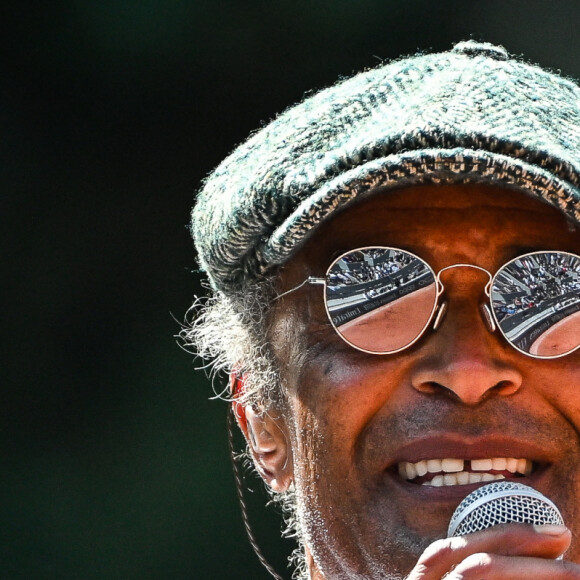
left=4, top=1, right=580, bottom=578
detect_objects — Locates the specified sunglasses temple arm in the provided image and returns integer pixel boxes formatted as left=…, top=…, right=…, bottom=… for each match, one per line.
left=274, top=276, right=325, bottom=301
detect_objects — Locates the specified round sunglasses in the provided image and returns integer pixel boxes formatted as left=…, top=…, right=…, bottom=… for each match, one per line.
left=277, top=248, right=580, bottom=359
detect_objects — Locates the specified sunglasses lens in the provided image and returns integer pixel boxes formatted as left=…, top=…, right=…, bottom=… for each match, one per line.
left=325, top=248, right=438, bottom=354
left=491, top=252, right=580, bottom=358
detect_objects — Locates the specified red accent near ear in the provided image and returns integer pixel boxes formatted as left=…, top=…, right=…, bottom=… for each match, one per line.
left=230, top=372, right=247, bottom=429
left=231, top=372, right=245, bottom=398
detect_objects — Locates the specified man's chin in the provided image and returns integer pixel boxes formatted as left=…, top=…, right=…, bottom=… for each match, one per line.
left=303, top=511, right=437, bottom=580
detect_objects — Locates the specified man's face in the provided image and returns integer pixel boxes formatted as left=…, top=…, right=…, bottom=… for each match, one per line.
left=268, top=184, right=580, bottom=579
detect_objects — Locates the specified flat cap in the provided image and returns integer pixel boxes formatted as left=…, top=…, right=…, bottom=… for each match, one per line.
left=192, top=41, right=580, bottom=294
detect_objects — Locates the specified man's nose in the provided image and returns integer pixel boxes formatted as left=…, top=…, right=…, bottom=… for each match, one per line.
left=410, top=287, right=523, bottom=406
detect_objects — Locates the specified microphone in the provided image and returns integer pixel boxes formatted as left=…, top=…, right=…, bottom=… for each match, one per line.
left=448, top=481, right=564, bottom=538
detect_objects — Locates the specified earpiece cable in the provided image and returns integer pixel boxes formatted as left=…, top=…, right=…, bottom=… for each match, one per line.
left=228, top=408, right=286, bottom=580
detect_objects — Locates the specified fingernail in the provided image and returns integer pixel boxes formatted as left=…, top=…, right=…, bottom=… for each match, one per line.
left=533, top=524, right=568, bottom=536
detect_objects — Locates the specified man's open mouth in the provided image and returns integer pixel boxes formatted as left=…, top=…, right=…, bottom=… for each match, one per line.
left=398, top=457, right=534, bottom=487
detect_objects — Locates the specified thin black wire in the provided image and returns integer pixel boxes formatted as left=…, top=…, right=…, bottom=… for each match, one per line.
left=227, top=408, right=286, bottom=580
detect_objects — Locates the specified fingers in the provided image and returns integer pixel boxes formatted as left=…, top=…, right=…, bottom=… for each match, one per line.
left=444, top=553, right=580, bottom=579
left=407, top=524, right=573, bottom=579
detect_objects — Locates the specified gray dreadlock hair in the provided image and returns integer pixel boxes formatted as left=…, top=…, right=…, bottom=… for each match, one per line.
left=179, top=277, right=309, bottom=579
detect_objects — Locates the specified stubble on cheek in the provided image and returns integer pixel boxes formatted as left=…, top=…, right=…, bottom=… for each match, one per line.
left=290, top=408, right=413, bottom=580
left=289, top=402, right=363, bottom=578
left=269, top=301, right=430, bottom=577
left=291, top=405, right=327, bottom=544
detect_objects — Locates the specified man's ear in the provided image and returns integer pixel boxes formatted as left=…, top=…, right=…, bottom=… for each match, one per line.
left=232, top=376, right=293, bottom=492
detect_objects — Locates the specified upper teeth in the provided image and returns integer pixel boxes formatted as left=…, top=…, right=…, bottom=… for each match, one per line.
left=398, top=457, right=533, bottom=487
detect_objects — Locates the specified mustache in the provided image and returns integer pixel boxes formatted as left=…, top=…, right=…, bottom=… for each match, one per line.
left=362, top=397, right=563, bottom=448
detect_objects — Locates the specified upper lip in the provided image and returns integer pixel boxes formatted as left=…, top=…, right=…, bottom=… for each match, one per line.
left=387, top=434, right=558, bottom=467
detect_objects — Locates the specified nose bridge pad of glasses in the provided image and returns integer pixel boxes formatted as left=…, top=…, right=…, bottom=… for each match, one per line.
left=432, top=264, right=495, bottom=332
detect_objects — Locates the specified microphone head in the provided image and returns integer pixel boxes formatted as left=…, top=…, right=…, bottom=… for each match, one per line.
left=448, top=481, right=564, bottom=537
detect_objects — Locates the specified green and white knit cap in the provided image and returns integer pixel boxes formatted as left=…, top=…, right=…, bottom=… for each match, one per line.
left=191, top=41, right=580, bottom=295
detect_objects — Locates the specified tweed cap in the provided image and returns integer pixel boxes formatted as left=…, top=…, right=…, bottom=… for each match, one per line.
left=192, top=40, right=580, bottom=294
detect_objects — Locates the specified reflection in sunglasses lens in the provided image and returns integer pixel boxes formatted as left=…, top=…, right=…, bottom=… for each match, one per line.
left=325, top=248, right=437, bottom=353
left=491, top=252, right=580, bottom=357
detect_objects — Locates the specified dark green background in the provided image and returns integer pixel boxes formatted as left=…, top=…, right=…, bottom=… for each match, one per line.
left=4, top=2, right=580, bottom=578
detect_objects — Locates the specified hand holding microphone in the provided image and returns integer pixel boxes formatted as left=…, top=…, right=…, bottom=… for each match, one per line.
left=407, top=482, right=579, bottom=579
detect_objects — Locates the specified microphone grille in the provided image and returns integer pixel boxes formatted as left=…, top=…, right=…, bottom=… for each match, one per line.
left=448, top=481, right=564, bottom=537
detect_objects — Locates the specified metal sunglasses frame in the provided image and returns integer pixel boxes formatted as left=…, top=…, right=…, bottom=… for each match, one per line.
left=276, top=247, right=580, bottom=359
